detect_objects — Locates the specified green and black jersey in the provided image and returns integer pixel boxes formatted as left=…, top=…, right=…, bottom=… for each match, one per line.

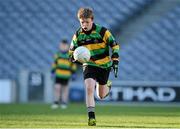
left=51, top=51, right=76, bottom=79
left=69, top=23, right=120, bottom=69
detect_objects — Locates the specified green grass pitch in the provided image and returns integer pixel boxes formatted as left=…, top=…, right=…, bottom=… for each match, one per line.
left=0, top=103, right=180, bottom=128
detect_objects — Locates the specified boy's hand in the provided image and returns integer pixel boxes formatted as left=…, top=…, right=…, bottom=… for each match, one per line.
left=112, top=60, right=119, bottom=78
left=69, top=56, right=82, bottom=65
left=69, top=55, right=75, bottom=62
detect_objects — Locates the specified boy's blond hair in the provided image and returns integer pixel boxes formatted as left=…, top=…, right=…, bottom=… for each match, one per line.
left=77, top=7, right=94, bottom=19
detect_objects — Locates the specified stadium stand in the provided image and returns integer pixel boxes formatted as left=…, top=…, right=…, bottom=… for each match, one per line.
left=2, top=0, right=180, bottom=81
left=116, top=5, right=180, bottom=81
left=0, top=0, right=153, bottom=79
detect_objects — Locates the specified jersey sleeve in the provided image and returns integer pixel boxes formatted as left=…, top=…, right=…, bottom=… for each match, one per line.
left=51, top=54, right=58, bottom=73
left=71, top=62, right=77, bottom=73
left=69, top=34, right=78, bottom=59
left=103, top=29, right=120, bottom=61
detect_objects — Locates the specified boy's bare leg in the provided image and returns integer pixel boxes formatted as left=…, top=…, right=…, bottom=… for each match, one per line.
left=97, top=84, right=109, bottom=99
left=54, top=84, right=61, bottom=103
left=51, top=84, right=61, bottom=109
left=84, top=78, right=96, bottom=125
left=96, top=81, right=112, bottom=99
left=61, top=85, right=69, bottom=109
left=84, top=78, right=96, bottom=107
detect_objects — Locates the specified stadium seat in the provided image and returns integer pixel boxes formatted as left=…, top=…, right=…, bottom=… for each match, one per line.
left=0, top=0, right=158, bottom=80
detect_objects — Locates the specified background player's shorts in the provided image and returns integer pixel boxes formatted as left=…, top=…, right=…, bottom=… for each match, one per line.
left=55, top=77, right=69, bottom=86
left=83, top=65, right=110, bottom=85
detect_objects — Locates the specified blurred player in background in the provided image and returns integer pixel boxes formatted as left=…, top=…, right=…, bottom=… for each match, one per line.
left=51, top=39, right=77, bottom=109
left=69, top=7, right=120, bottom=126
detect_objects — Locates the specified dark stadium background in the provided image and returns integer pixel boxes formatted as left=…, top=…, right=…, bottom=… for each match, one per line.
left=0, top=0, right=180, bottom=104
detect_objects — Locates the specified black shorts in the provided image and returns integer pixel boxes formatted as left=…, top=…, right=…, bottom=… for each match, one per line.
left=83, top=65, right=110, bottom=85
left=55, top=77, right=69, bottom=86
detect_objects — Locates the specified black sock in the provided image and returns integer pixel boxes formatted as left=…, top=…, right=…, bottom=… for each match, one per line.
left=54, top=101, right=59, bottom=105
left=87, top=107, right=95, bottom=119
left=88, top=112, right=95, bottom=119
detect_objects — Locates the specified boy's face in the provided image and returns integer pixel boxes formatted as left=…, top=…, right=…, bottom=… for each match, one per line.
left=59, top=43, right=69, bottom=52
left=79, top=18, right=93, bottom=31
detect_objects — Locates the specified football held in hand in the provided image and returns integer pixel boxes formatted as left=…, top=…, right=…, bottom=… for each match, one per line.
left=73, top=46, right=91, bottom=63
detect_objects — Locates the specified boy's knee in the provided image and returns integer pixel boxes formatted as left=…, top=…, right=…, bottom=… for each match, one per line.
left=97, top=93, right=104, bottom=100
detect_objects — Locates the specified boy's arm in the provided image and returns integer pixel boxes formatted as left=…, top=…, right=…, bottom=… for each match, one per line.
left=69, top=34, right=78, bottom=61
left=71, top=63, right=77, bottom=73
left=51, top=54, right=58, bottom=74
left=104, top=29, right=120, bottom=77
left=69, top=34, right=82, bottom=65
left=70, top=62, right=77, bottom=81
